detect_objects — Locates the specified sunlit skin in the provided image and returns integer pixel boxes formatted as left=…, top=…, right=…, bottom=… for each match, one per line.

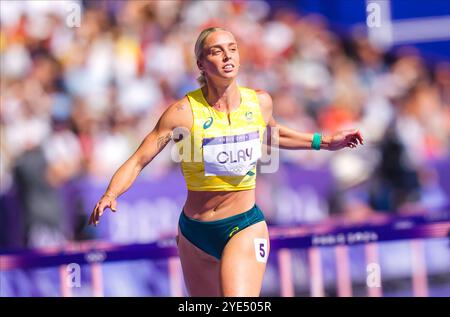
left=88, top=29, right=364, bottom=296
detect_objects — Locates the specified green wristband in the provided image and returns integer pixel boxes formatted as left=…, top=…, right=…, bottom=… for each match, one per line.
left=311, top=133, right=322, bottom=150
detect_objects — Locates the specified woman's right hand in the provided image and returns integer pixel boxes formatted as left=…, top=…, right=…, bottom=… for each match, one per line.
left=88, top=194, right=118, bottom=226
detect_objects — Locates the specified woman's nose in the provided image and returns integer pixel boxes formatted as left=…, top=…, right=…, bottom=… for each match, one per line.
left=223, top=51, right=232, bottom=61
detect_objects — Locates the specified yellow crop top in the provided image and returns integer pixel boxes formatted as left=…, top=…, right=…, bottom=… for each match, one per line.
left=176, top=86, right=267, bottom=191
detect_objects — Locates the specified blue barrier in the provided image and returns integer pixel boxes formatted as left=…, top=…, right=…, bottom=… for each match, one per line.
left=2, top=213, right=449, bottom=270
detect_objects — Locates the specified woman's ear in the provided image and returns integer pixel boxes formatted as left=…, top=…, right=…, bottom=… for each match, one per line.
left=197, top=60, right=204, bottom=71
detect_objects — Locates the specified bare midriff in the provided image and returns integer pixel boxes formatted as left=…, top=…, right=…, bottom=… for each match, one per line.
left=183, top=189, right=255, bottom=221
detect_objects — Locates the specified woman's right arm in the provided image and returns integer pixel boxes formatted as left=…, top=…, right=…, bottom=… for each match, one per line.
left=88, top=97, right=192, bottom=226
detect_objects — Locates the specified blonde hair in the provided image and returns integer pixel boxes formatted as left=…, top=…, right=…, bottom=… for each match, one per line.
left=194, top=26, right=228, bottom=86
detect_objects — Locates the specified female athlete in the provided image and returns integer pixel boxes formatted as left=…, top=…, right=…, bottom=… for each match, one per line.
left=88, top=27, right=364, bottom=297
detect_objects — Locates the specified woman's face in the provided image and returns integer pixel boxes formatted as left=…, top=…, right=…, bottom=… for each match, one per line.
left=199, top=30, right=240, bottom=82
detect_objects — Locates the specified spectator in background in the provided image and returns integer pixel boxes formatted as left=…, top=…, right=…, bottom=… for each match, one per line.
left=13, top=140, right=65, bottom=248
left=368, top=124, right=420, bottom=213
left=0, top=0, right=449, bottom=249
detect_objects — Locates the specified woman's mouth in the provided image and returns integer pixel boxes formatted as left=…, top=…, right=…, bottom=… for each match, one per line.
left=223, top=64, right=234, bottom=72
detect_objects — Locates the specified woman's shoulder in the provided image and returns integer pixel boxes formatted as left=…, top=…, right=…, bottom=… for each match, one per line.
left=252, top=88, right=272, bottom=109
left=239, top=86, right=272, bottom=100
left=159, top=96, right=193, bottom=131
left=251, top=88, right=273, bottom=124
left=173, top=95, right=191, bottom=109
left=254, top=88, right=271, bottom=97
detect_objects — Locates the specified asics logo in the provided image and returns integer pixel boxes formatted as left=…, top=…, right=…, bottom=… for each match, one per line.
left=203, top=117, right=213, bottom=129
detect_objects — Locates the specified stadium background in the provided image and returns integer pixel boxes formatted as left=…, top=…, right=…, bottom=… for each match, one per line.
left=0, top=0, right=449, bottom=297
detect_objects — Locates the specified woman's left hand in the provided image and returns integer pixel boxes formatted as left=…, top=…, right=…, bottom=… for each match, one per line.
left=326, top=129, right=364, bottom=151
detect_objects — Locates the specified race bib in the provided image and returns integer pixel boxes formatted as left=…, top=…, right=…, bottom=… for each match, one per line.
left=202, top=131, right=261, bottom=176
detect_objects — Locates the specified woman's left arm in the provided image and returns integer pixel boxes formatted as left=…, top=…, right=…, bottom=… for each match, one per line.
left=257, top=90, right=364, bottom=151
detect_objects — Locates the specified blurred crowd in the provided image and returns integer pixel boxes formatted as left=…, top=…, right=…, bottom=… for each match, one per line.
left=1, top=0, right=449, bottom=247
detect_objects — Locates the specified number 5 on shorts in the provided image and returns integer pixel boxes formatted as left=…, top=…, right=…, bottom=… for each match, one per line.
left=254, top=238, right=268, bottom=263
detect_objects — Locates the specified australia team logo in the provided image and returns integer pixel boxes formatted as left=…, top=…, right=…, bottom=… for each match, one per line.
left=203, top=117, right=213, bottom=129
left=229, top=226, right=240, bottom=238
left=245, top=111, right=253, bottom=121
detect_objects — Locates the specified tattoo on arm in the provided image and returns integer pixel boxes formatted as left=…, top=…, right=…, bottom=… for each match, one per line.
left=157, top=133, right=172, bottom=150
